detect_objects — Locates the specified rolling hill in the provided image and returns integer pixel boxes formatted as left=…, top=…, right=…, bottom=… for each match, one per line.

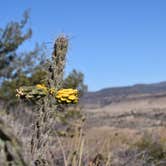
left=81, top=81, right=166, bottom=108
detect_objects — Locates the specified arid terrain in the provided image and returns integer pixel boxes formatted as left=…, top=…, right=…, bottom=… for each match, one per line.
left=82, top=81, right=166, bottom=129
left=80, top=82, right=166, bottom=165
left=1, top=81, right=166, bottom=165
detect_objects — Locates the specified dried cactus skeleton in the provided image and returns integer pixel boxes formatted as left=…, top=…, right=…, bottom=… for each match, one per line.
left=51, top=36, right=68, bottom=89
left=15, top=35, right=80, bottom=165
left=15, top=36, right=76, bottom=104
left=29, top=36, right=70, bottom=164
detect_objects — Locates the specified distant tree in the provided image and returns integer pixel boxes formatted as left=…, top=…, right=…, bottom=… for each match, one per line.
left=63, top=69, right=88, bottom=96
left=0, top=11, right=33, bottom=79
left=0, top=11, right=47, bottom=106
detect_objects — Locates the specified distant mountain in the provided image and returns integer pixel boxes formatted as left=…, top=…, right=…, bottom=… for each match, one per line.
left=81, top=81, right=166, bottom=107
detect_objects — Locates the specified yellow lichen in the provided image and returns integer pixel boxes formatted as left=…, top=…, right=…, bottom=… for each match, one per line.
left=36, top=84, right=47, bottom=92
left=55, top=88, right=78, bottom=104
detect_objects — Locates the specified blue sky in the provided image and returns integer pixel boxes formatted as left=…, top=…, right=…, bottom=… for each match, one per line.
left=0, top=0, right=166, bottom=91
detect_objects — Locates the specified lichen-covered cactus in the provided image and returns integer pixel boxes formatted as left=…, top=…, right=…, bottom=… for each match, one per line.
left=52, top=35, right=68, bottom=89
left=16, top=35, right=79, bottom=165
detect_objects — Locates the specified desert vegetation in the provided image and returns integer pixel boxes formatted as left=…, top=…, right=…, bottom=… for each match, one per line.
left=0, top=11, right=166, bottom=166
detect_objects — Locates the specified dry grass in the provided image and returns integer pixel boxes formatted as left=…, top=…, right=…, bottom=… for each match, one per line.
left=1, top=93, right=166, bottom=166
left=0, top=105, right=166, bottom=166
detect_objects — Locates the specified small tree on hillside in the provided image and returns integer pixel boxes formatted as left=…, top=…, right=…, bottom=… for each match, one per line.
left=63, top=69, right=88, bottom=97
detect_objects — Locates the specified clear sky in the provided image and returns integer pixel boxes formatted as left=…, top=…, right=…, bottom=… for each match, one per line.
left=0, top=0, right=166, bottom=91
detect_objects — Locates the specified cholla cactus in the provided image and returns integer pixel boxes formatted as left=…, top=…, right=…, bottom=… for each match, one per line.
left=16, top=35, right=79, bottom=165
left=50, top=35, right=68, bottom=89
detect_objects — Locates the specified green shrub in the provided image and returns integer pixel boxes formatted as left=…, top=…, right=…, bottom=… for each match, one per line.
left=135, top=133, right=166, bottom=164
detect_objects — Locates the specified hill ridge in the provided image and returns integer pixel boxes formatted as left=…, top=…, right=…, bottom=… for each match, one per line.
left=81, top=81, right=166, bottom=107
